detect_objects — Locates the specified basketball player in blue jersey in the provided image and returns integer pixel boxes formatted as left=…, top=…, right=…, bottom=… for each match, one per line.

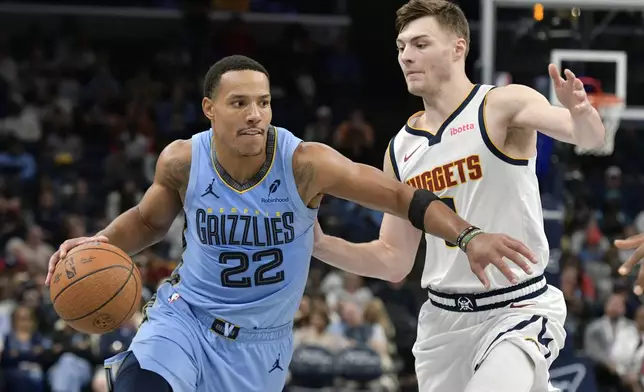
left=45, top=55, right=536, bottom=392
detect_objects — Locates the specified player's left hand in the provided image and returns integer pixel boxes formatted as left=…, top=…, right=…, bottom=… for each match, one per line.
left=465, top=233, right=538, bottom=289
left=616, top=233, right=644, bottom=295
left=548, top=64, right=592, bottom=115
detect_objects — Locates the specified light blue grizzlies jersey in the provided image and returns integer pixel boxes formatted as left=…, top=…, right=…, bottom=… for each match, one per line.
left=171, top=126, right=317, bottom=329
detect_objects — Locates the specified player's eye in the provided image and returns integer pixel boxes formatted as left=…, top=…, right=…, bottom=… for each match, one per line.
left=260, top=100, right=270, bottom=108
left=416, top=43, right=427, bottom=49
left=232, top=101, right=245, bottom=108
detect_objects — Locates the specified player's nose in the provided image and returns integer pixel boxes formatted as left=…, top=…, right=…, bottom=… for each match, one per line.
left=399, top=47, right=415, bottom=64
left=246, top=103, right=262, bottom=124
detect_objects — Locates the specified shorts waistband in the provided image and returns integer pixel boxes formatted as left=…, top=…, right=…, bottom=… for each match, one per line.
left=427, top=274, right=547, bottom=312
left=188, top=304, right=292, bottom=342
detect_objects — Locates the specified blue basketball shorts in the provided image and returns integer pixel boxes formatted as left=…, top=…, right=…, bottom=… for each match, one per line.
left=104, top=284, right=293, bottom=392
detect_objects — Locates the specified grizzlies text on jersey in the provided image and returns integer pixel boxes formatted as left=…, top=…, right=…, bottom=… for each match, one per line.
left=173, top=125, right=317, bottom=328
left=109, top=126, right=318, bottom=392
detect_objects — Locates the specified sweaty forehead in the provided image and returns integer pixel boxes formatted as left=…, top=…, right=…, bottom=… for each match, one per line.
left=218, top=70, right=270, bottom=98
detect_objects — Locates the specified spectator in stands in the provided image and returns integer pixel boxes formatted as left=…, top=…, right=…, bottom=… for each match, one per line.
left=294, top=306, right=346, bottom=352
left=586, top=293, right=638, bottom=391
left=98, top=313, right=138, bottom=360
left=561, top=262, right=594, bottom=349
left=0, top=196, right=26, bottom=254
left=364, top=299, right=396, bottom=355
left=0, top=137, right=36, bottom=184
left=47, top=322, right=93, bottom=392
left=1, top=305, right=50, bottom=392
left=329, top=300, right=388, bottom=357
left=332, top=109, right=375, bottom=163
left=621, top=305, right=644, bottom=392
left=326, top=272, right=373, bottom=312
left=5, top=225, right=54, bottom=274
left=303, top=105, right=333, bottom=143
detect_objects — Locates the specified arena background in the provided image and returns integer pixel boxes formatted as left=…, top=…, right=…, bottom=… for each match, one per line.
left=0, top=0, right=643, bottom=391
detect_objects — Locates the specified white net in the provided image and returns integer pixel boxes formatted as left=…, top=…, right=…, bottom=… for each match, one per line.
left=574, top=94, right=624, bottom=156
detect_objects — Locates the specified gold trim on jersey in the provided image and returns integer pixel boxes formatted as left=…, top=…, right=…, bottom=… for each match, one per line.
left=406, top=84, right=480, bottom=136
left=210, top=126, right=278, bottom=194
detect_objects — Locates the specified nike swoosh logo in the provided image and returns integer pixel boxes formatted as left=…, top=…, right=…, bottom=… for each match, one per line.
left=404, top=145, right=422, bottom=162
left=509, top=303, right=534, bottom=309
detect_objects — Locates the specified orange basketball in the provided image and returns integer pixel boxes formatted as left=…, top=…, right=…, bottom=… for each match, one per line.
left=49, top=242, right=142, bottom=334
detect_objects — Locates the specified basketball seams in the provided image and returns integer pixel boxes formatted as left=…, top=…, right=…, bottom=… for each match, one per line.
left=113, top=267, right=140, bottom=329
left=54, top=265, right=131, bottom=321
left=53, top=246, right=137, bottom=324
left=51, top=265, right=130, bottom=303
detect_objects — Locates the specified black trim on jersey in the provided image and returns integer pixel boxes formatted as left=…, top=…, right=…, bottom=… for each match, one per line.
left=473, top=315, right=541, bottom=371
left=388, top=137, right=401, bottom=181
left=428, top=274, right=545, bottom=301
left=404, top=84, right=481, bottom=146
left=214, top=126, right=276, bottom=191
left=478, top=88, right=530, bottom=166
left=430, top=284, right=548, bottom=313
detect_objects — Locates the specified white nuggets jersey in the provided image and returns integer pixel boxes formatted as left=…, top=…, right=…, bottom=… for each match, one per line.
left=389, top=84, right=549, bottom=292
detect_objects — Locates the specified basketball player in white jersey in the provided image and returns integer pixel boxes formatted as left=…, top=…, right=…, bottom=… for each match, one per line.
left=313, top=1, right=606, bottom=391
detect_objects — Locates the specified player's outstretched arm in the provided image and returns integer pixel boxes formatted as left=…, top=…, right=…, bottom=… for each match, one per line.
left=295, top=142, right=537, bottom=287
left=616, top=234, right=644, bottom=295
left=489, top=64, right=605, bottom=149
left=45, top=140, right=188, bottom=286
left=311, top=148, right=422, bottom=282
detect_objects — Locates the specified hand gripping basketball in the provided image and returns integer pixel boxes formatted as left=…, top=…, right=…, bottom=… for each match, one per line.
left=616, top=234, right=644, bottom=295
left=45, top=235, right=109, bottom=286
left=464, top=233, right=538, bottom=289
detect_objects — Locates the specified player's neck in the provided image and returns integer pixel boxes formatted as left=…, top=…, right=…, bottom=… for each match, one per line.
left=420, top=77, right=474, bottom=125
left=213, top=140, right=267, bottom=184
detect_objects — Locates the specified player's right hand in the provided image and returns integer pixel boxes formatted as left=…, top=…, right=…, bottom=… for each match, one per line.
left=45, top=236, right=109, bottom=286
left=616, top=233, right=644, bottom=295
left=465, top=233, right=537, bottom=289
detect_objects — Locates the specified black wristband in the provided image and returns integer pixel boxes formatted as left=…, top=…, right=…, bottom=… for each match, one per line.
left=408, top=189, right=440, bottom=232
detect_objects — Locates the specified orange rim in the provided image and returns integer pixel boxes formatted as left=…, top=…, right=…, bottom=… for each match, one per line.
left=587, top=93, right=623, bottom=109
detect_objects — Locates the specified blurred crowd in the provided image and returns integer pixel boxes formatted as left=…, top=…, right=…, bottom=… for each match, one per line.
left=1, top=3, right=644, bottom=392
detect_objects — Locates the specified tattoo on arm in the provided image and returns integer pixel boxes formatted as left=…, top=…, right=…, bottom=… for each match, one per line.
left=164, top=157, right=191, bottom=196
left=293, top=158, right=316, bottom=201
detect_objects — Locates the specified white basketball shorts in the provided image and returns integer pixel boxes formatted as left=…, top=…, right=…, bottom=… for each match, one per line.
left=413, top=275, right=567, bottom=392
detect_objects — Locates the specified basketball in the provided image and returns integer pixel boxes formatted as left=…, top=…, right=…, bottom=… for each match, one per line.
left=49, top=242, right=142, bottom=334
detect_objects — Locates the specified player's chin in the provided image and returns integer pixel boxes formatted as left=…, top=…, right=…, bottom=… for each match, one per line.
left=236, top=140, right=265, bottom=157
left=406, top=82, right=426, bottom=96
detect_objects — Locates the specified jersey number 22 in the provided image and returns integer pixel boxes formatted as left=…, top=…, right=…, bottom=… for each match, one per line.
left=219, top=249, right=284, bottom=288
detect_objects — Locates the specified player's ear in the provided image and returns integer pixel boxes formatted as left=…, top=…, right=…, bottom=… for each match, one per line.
left=453, top=38, right=467, bottom=61
left=202, top=97, right=215, bottom=121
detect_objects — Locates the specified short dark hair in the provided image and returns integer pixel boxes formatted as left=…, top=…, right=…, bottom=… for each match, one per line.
left=202, top=55, right=270, bottom=98
left=396, top=0, right=470, bottom=57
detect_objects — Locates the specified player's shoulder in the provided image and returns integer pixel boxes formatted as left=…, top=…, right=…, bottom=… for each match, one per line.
left=154, top=138, right=191, bottom=190
left=159, top=138, right=191, bottom=163
left=292, top=141, right=333, bottom=163
left=387, top=111, right=421, bottom=153
left=486, top=84, right=542, bottom=106
left=271, top=124, right=301, bottom=143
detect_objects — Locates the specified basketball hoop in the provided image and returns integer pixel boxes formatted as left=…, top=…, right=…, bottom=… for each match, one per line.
left=574, top=77, right=624, bottom=156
